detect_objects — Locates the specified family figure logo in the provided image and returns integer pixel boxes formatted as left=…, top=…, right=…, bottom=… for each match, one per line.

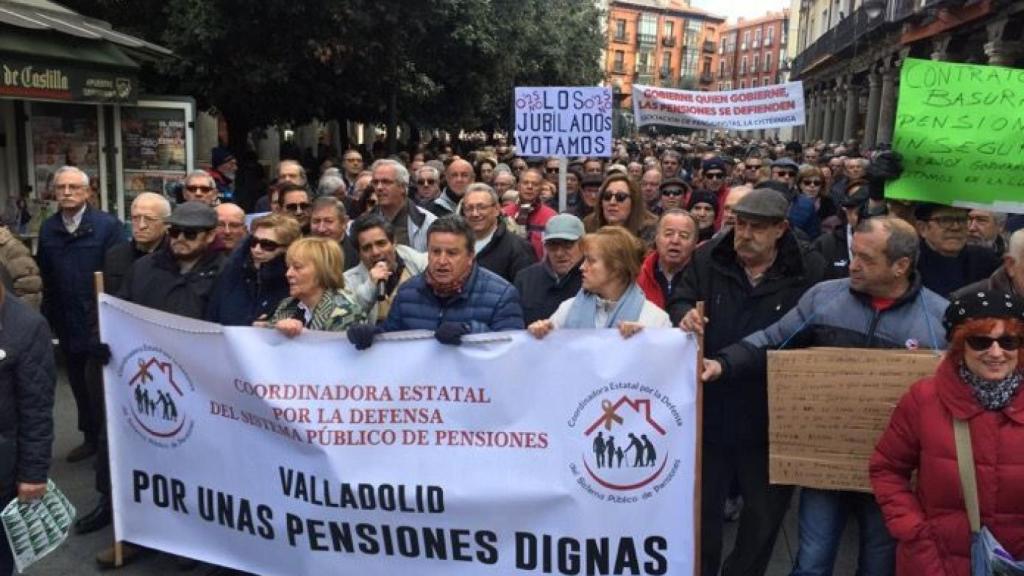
left=581, top=395, right=669, bottom=491
left=119, top=346, right=196, bottom=448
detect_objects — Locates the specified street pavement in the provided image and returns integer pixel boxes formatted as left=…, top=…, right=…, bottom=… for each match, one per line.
left=27, top=362, right=859, bottom=575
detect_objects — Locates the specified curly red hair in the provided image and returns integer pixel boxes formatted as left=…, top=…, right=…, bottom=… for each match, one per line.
left=949, top=317, right=1024, bottom=359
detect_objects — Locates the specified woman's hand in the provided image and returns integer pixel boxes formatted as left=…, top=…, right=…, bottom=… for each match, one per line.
left=618, top=321, right=644, bottom=339
left=275, top=318, right=304, bottom=338
left=527, top=320, right=554, bottom=339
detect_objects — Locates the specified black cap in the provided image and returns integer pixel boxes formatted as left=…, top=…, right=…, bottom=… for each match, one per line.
left=659, top=177, right=691, bottom=193
left=581, top=174, right=604, bottom=188
left=702, top=157, right=727, bottom=172
left=914, top=202, right=964, bottom=222
left=733, top=188, right=789, bottom=221
left=943, top=290, right=1024, bottom=341
left=166, top=201, right=217, bottom=229
left=687, top=190, right=719, bottom=211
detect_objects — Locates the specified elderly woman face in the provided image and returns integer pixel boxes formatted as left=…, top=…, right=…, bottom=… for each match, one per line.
left=963, top=320, right=1020, bottom=381
left=250, top=227, right=287, bottom=266
left=286, top=254, right=320, bottom=302
left=580, top=246, right=614, bottom=296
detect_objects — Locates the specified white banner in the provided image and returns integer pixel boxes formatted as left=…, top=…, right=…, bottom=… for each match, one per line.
left=633, top=82, right=805, bottom=130
left=514, top=86, right=613, bottom=157
left=99, top=294, right=698, bottom=576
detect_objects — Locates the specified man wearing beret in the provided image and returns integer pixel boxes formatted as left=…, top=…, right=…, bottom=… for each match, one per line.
left=669, top=188, right=826, bottom=576
left=118, top=201, right=226, bottom=319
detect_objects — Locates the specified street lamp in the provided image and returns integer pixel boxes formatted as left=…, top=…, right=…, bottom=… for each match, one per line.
left=863, top=0, right=886, bottom=19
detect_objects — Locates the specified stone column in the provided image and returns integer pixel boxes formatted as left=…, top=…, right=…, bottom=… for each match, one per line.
left=985, top=18, right=1024, bottom=66
left=805, top=91, right=818, bottom=142
left=821, top=89, right=834, bottom=144
left=931, top=35, right=952, bottom=61
left=843, top=81, right=859, bottom=142
left=863, top=71, right=881, bottom=148
left=876, top=62, right=899, bottom=146
left=832, top=81, right=846, bottom=144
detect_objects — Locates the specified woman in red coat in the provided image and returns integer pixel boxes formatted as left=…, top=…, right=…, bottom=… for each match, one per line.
left=870, top=290, right=1024, bottom=576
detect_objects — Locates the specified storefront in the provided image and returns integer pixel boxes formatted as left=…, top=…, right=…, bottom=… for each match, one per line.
left=0, top=0, right=192, bottom=233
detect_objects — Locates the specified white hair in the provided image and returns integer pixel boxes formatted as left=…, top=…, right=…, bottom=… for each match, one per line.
left=52, top=165, right=89, bottom=189
left=131, top=192, right=171, bottom=218
left=371, top=159, right=409, bottom=188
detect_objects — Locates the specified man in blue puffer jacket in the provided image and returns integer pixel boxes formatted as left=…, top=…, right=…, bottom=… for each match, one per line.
left=347, top=215, right=524, bottom=348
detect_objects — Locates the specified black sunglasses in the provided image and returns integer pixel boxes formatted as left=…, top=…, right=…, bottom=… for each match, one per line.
left=417, top=179, right=436, bottom=186
left=704, top=172, right=725, bottom=180
left=185, top=185, right=215, bottom=193
left=802, top=179, right=823, bottom=186
left=285, top=202, right=311, bottom=212
left=965, top=335, right=1022, bottom=351
left=661, top=188, right=686, bottom=197
left=602, top=192, right=630, bottom=203
left=168, top=227, right=202, bottom=240
left=251, top=238, right=283, bottom=251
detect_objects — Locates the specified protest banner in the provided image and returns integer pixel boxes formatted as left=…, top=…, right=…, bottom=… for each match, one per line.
left=632, top=82, right=805, bottom=130
left=513, top=87, right=612, bottom=158
left=889, top=58, right=1024, bottom=213
left=767, top=348, right=941, bottom=492
left=99, top=294, right=698, bottom=576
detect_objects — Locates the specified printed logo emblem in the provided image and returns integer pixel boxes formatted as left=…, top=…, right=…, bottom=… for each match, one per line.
left=119, top=346, right=195, bottom=448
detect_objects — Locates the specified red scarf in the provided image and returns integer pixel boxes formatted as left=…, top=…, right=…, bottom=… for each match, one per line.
left=425, top=266, right=472, bottom=298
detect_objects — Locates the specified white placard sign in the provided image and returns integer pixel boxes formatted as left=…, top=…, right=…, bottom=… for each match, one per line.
left=633, top=82, right=805, bottom=130
left=514, top=87, right=613, bottom=157
left=99, top=295, right=698, bottom=576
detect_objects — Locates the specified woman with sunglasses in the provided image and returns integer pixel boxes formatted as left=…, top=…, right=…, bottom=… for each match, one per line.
left=206, top=213, right=300, bottom=326
left=871, top=290, right=1024, bottom=576
left=797, top=166, right=838, bottom=226
left=527, top=226, right=670, bottom=340
left=264, top=237, right=365, bottom=337
left=583, top=173, right=658, bottom=245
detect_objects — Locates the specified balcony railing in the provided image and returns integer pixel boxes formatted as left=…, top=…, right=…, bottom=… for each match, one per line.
left=659, top=67, right=673, bottom=79
left=704, top=40, right=715, bottom=52
left=764, top=36, right=772, bottom=47
left=700, top=72, right=714, bottom=83
left=637, top=33, right=656, bottom=45
left=635, top=64, right=653, bottom=74
left=790, top=3, right=889, bottom=78
left=662, top=36, right=676, bottom=47
left=613, top=32, right=630, bottom=44
left=613, top=63, right=625, bottom=74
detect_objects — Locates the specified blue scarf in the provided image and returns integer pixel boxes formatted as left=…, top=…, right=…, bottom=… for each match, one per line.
left=564, top=282, right=646, bottom=328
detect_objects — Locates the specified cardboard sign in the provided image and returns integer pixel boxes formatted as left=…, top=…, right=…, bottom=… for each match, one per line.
left=513, top=87, right=612, bottom=157
left=767, top=348, right=941, bottom=492
left=889, top=58, right=1024, bottom=213
left=632, top=82, right=805, bottom=130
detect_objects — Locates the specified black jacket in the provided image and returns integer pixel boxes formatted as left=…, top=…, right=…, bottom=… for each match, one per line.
left=812, top=225, right=851, bottom=280
left=205, top=236, right=289, bottom=326
left=103, top=238, right=165, bottom=296
left=666, top=229, right=825, bottom=446
left=118, top=246, right=225, bottom=319
left=514, top=260, right=583, bottom=325
left=917, top=241, right=1000, bottom=298
left=0, top=295, right=56, bottom=496
left=476, top=221, right=536, bottom=283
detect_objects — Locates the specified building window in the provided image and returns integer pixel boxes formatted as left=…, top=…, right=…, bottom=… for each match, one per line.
left=614, top=50, right=624, bottom=73
left=740, top=56, right=747, bottom=74
left=702, top=56, right=712, bottom=75
left=661, top=52, right=672, bottom=77
left=719, top=60, right=725, bottom=75
left=765, top=52, right=772, bottom=72
left=751, top=78, right=759, bottom=88
left=615, top=19, right=626, bottom=40
left=742, top=31, right=750, bottom=50
left=740, top=80, right=746, bottom=89
left=664, top=20, right=674, bottom=38
left=752, top=54, right=759, bottom=73
left=636, top=50, right=652, bottom=74
left=765, top=25, right=774, bottom=46
left=639, top=13, right=657, bottom=44
left=753, top=28, right=762, bottom=48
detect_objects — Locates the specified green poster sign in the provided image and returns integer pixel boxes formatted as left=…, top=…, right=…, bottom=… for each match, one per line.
left=888, top=57, right=1024, bottom=213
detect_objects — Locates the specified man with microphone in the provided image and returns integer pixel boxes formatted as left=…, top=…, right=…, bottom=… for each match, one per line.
left=343, top=214, right=427, bottom=324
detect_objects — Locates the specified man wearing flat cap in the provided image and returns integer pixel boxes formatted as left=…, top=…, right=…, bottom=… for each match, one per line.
left=118, top=201, right=226, bottom=319
left=914, top=202, right=1000, bottom=297
left=668, top=188, right=826, bottom=576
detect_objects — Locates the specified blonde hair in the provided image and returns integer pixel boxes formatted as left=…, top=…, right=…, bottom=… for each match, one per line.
left=580, top=226, right=645, bottom=284
left=251, top=213, right=301, bottom=246
left=286, top=237, right=345, bottom=291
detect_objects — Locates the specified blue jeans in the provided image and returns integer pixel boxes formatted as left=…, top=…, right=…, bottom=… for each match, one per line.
left=790, top=488, right=894, bottom=576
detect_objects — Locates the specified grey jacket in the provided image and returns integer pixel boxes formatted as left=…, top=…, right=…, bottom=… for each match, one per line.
left=343, top=245, right=427, bottom=324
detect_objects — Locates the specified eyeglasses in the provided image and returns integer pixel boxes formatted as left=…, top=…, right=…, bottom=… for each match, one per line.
left=185, top=185, right=215, bottom=193
left=774, top=171, right=797, bottom=178
left=965, top=335, right=1022, bottom=351
left=371, top=179, right=396, bottom=187
left=704, top=172, right=725, bottom=180
left=55, top=183, right=87, bottom=191
left=251, top=238, right=283, bottom=251
left=131, top=215, right=161, bottom=225
left=417, top=179, right=437, bottom=186
left=928, top=215, right=968, bottom=229
left=745, top=163, right=762, bottom=170
left=219, top=221, right=245, bottom=229
left=801, top=180, right=823, bottom=187
left=168, top=227, right=202, bottom=240
left=602, top=192, right=630, bottom=203
left=661, top=188, right=686, bottom=197
left=545, top=167, right=559, bottom=174
left=285, top=202, right=311, bottom=213
left=463, top=203, right=495, bottom=215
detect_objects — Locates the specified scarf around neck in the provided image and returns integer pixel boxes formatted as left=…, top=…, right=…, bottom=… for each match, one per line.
left=425, top=265, right=472, bottom=299
left=958, top=360, right=1022, bottom=411
left=564, top=282, right=646, bottom=329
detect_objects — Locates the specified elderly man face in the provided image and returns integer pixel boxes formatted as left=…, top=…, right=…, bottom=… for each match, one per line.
left=280, top=189, right=311, bottom=228
left=343, top=151, right=364, bottom=178
left=656, top=212, right=698, bottom=272
left=720, top=186, right=752, bottom=230
left=462, top=190, right=500, bottom=238
left=518, top=170, right=543, bottom=203
left=917, top=207, right=969, bottom=257
left=184, top=174, right=219, bottom=205
left=130, top=195, right=169, bottom=249
left=278, top=161, right=306, bottom=186
left=493, top=172, right=516, bottom=196
left=415, top=168, right=441, bottom=203
left=583, top=159, right=604, bottom=176
left=640, top=169, right=663, bottom=205
left=544, top=159, right=560, bottom=184
left=445, top=159, right=475, bottom=197
left=627, top=162, right=644, bottom=182
left=372, top=163, right=406, bottom=213
left=310, top=204, right=347, bottom=242
left=844, top=158, right=867, bottom=181
left=215, top=203, right=247, bottom=250
left=661, top=154, right=680, bottom=177
left=967, top=209, right=1002, bottom=247
left=54, top=169, right=90, bottom=213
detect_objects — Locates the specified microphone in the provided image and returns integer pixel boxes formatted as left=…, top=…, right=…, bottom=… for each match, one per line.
left=377, top=279, right=387, bottom=302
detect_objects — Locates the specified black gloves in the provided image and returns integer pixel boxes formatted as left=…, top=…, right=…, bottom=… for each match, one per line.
left=346, top=323, right=378, bottom=350
left=434, top=322, right=470, bottom=346
left=867, top=151, right=903, bottom=201
left=91, top=342, right=112, bottom=366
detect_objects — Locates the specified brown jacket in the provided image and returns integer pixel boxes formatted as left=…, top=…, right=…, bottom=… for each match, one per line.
left=0, top=227, right=42, bottom=309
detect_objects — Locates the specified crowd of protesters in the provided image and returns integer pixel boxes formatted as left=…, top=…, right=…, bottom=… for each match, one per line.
left=1, top=131, right=1023, bottom=576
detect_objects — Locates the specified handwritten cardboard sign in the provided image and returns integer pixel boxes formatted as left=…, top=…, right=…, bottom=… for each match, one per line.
left=767, top=348, right=941, bottom=492
left=889, top=58, right=1024, bottom=213
left=513, top=87, right=612, bottom=157
left=632, top=82, right=805, bottom=130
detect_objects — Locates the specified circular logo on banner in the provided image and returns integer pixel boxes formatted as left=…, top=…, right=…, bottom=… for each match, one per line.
left=568, top=383, right=682, bottom=502
left=118, top=346, right=195, bottom=448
